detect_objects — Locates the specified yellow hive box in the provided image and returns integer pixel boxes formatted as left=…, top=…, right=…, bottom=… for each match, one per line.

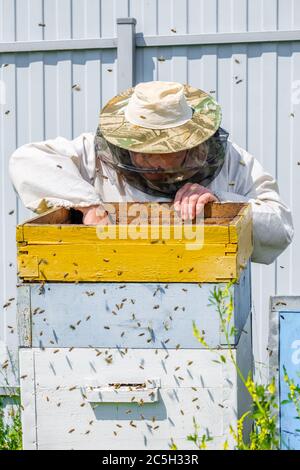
left=16, top=202, right=253, bottom=283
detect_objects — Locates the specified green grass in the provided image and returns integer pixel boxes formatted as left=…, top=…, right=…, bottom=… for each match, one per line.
left=0, top=396, right=22, bottom=450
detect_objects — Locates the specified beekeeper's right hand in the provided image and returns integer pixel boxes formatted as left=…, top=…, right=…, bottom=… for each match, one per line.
left=74, top=205, right=109, bottom=225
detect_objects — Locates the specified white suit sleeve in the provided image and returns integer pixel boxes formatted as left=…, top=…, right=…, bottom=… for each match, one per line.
left=9, top=133, right=103, bottom=213
left=214, top=142, right=294, bottom=265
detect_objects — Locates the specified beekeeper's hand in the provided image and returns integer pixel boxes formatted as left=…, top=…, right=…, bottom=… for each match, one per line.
left=174, top=183, right=218, bottom=220
left=74, top=205, right=109, bottom=225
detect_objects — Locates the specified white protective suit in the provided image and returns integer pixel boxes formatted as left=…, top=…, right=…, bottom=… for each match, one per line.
left=8, top=132, right=294, bottom=265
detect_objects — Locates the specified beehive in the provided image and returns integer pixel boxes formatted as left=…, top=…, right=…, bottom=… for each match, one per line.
left=16, top=202, right=252, bottom=283
left=17, top=202, right=254, bottom=450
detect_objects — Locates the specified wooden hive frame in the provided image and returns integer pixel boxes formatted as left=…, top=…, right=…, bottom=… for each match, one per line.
left=16, top=202, right=253, bottom=283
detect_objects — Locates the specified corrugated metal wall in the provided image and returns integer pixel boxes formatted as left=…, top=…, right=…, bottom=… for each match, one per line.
left=1, top=0, right=299, bottom=390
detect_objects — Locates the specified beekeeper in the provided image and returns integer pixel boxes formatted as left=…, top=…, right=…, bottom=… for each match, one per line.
left=9, top=81, right=294, bottom=265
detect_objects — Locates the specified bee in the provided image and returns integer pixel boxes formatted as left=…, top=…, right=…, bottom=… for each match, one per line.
left=138, top=333, right=145, bottom=337
left=85, top=430, right=90, bottom=435
left=175, top=344, right=181, bottom=350
left=112, top=310, right=117, bottom=316
left=116, top=424, right=122, bottom=428
left=69, top=386, right=76, bottom=391
left=175, top=366, right=180, bottom=371
left=192, top=387, right=197, bottom=391
left=192, top=398, right=198, bottom=402
left=180, top=410, right=184, bottom=415
left=76, top=320, right=81, bottom=326
left=131, top=299, right=136, bottom=304
left=69, top=347, right=74, bottom=352
left=89, top=420, right=94, bottom=426
left=53, top=349, right=59, bottom=354
left=85, top=291, right=95, bottom=297
left=153, top=425, right=159, bottom=430
left=69, top=325, right=76, bottom=330
left=20, top=375, right=27, bottom=379
left=104, top=326, right=110, bottom=330
left=3, top=302, right=11, bottom=309
left=188, top=361, right=193, bottom=366
left=68, top=428, right=75, bottom=434
left=86, top=316, right=91, bottom=321
left=120, top=332, right=125, bottom=338
left=57, top=403, right=61, bottom=407
left=153, top=305, right=160, bottom=309
left=129, top=421, right=137, bottom=428
left=125, top=410, right=132, bottom=415
left=113, top=431, right=117, bottom=436
left=177, top=376, right=184, bottom=381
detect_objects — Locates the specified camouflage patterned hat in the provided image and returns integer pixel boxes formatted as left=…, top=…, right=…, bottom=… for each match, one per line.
left=99, top=81, right=222, bottom=154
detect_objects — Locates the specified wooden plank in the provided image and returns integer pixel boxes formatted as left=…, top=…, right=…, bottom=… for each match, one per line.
left=29, top=269, right=250, bottom=348
left=19, top=349, right=37, bottom=450
left=16, top=284, right=31, bottom=347
left=20, top=202, right=247, bottom=224
left=17, top=242, right=238, bottom=282
left=16, top=203, right=252, bottom=282
left=29, top=347, right=239, bottom=449
left=23, top=207, right=71, bottom=225
left=20, top=224, right=231, bottom=244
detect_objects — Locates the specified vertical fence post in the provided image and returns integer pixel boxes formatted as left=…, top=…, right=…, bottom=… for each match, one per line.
left=117, top=18, right=136, bottom=92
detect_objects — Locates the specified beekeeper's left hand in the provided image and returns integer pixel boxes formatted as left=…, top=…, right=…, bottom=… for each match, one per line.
left=174, top=183, right=218, bottom=220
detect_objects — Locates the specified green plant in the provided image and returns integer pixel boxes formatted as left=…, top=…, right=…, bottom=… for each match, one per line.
left=0, top=395, right=22, bottom=450
left=186, top=282, right=281, bottom=450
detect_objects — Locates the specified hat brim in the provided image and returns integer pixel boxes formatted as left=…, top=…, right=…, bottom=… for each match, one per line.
left=99, top=84, right=222, bottom=154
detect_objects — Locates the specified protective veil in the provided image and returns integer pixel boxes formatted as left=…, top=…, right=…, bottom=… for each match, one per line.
left=94, top=126, right=229, bottom=198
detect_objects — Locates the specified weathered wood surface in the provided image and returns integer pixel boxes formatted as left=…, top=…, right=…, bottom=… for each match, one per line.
left=16, top=202, right=253, bottom=283
left=20, top=314, right=252, bottom=450
left=19, top=263, right=251, bottom=349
